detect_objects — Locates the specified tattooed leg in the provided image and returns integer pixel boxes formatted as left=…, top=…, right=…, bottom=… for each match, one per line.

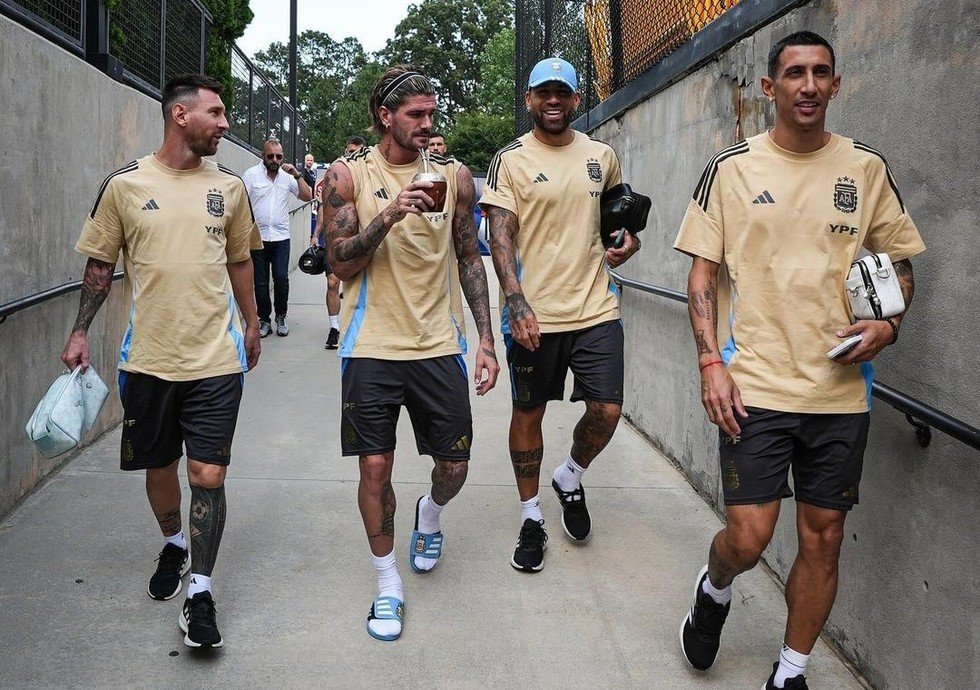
left=569, top=401, right=621, bottom=468
left=508, top=402, right=547, bottom=501
left=358, top=453, right=396, bottom=557
left=430, top=458, right=468, bottom=506
left=146, top=460, right=182, bottom=537
left=188, top=483, right=227, bottom=578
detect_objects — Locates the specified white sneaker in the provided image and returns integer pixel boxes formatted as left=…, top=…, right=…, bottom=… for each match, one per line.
left=275, top=315, right=289, bottom=336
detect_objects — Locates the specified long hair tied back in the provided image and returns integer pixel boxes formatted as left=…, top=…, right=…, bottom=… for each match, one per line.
left=369, top=65, right=435, bottom=137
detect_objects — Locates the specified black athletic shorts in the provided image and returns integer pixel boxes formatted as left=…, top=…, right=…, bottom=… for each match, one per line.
left=719, top=407, right=870, bottom=511
left=504, top=320, right=624, bottom=409
left=118, top=371, right=244, bottom=470
left=340, top=356, right=473, bottom=460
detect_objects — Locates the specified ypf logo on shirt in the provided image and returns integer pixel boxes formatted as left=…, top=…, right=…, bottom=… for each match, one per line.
left=206, top=188, right=225, bottom=218
left=586, top=158, right=602, bottom=183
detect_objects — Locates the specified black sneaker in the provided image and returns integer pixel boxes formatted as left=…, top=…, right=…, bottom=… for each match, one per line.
left=763, top=662, right=809, bottom=689
left=147, top=543, right=189, bottom=600
left=680, top=565, right=730, bottom=670
left=179, top=590, right=224, bottom=648
left=552, top=478, right=591, bottom=540
left=325, top=327, right=339, bottom=349
left=510, top=518, right=548, bottom=572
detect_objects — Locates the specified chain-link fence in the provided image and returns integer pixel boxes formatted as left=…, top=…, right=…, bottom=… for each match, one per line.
left=1, top=0, right=308, bottom=161
left=516, top=0, right=742, bottom=132
left=0, top=0, right=83, bottom=47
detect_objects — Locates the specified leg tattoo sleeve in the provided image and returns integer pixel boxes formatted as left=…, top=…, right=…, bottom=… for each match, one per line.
left=189, top=484, right=227, bottom=577
left=510, top=447, right=544, bottom=479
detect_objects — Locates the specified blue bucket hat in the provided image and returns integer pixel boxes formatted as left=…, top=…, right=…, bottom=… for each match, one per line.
left=527, top=57, right=578, bottom=91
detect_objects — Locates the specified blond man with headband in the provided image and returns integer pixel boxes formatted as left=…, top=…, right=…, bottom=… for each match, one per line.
left=320, top=65, right=499, bottom=641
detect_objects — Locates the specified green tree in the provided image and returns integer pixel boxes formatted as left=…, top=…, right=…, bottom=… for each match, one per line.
left=447, top=28, right=516, bottom=173
left=380, top=0, right=513, bottom=126
left=201, top=0, right=253, bottom=106
left=253, top=32, right=371, bottom=161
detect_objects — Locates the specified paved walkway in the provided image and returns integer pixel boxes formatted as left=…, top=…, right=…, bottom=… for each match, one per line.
left=0, top=263, right=864, bottom=688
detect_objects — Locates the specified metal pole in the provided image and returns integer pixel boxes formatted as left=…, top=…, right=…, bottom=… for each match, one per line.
left=289, top=0, right=298, bottom=165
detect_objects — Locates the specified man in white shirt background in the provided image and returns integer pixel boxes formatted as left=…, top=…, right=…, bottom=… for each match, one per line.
left=242, top=139, right=312, bottom=337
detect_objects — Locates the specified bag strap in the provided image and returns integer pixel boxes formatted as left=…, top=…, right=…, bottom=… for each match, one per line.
left=856, top=260, right=882, bottom=319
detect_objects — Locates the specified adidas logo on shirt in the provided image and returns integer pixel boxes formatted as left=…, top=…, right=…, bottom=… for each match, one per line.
left=374, top=188, right=389, bottom=199
left=751, top=191, right=775, bottom=204
left=533, top=173, right=549, bottom=183
left=141, top=199, right=160, bottom=210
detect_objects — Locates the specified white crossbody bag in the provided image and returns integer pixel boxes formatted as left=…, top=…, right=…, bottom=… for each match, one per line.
left=845, top=253, right=905, bottom=320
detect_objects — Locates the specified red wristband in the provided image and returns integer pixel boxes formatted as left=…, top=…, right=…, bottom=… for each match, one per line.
left=699, top=359, right=724, bottom=372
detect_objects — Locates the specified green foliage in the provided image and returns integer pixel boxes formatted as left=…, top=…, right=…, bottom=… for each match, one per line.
left=473, top=27, right=516, bottom=117
left=445, top=27, right=516, bottom=171
left=201, top=0, right=254, bottom=108
left=380, top=0, right=513, bottom=125
left=448, top=111, right=514, bottom=173
left=252, top=31, right=378, bottom=161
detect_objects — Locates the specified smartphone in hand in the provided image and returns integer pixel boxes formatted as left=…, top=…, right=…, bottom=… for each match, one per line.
left=826, top=334, right=863, bottom=359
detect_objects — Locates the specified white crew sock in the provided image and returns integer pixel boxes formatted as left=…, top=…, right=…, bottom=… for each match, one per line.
left=373, top=550, right=403, bottom=599
left=165, top=531, right=187, bottom=550
left=186, top=573, right=212, bottom=598
left=773, top=645, right=810, bottom=687
left=520, top=495, right=544, bottom=523
left=701, top=571, right=732, bottom=605
left=417, top=495, right=444, bottom=534
left=329, top=315, right=340, bottom=330
left=412, top=495, right=445, bottom=571
left=552, top=453, right=588, bottom=492
left=369, top=551, right=403, bottom=639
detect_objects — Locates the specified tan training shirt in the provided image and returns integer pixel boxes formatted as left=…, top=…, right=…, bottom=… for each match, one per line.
left=674, top=132, right=925, bottom=413
left=334, top=147, right=466, bottom=360
left=76, top=155, right=261, bottom=381
left=480, top=130, right=623, bottom=334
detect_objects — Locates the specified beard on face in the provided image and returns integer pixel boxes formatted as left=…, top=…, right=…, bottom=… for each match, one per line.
left=264, top=159, right=280, bottom=173
left=530, top=107, right=573, bottom=135
left=190, top=131, right=221, bottom=158
left=389, top=122, right=427, bottom=152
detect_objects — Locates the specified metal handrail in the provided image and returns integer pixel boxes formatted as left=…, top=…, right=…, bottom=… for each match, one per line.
left=0, top=272, right=125, bottom=325
left=1, top=201, right=313, bottom=326
left=609, top=269, right=980, bottom=451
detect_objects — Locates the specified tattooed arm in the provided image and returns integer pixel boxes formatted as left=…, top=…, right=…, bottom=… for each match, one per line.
left=487, top=205, right=540, bottom=351
left=836, top=258, right=915, bottom=365
left=61, top=257, right=115, bottom=371
left=453, top=165, right=499, bottom=395
left=324, top=162, right=437, bottom=281
left=687, top=256, right=746, bottom=437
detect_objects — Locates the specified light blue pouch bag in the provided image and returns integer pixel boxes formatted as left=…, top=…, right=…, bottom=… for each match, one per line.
left=25, top=366, right=109, bottom=458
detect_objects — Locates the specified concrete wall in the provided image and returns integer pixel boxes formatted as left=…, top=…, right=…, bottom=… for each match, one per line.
left=0, top=15, right=292, bottom=515
left=590, top=0, right=979, bottom=687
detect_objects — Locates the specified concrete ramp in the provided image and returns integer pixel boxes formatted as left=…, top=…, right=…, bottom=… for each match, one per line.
left=0, top=264, right=864, bottom=688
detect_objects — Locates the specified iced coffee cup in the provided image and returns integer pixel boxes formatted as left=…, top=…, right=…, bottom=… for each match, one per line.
left=412, top=172, right=447, bottom=213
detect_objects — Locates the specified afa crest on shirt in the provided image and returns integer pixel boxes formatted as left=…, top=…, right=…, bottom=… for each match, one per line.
left=586, top=157, right=602, bottom=183
left=206, top=188, right=225, bottom=217
left=833, top=176, right=858, bottom=213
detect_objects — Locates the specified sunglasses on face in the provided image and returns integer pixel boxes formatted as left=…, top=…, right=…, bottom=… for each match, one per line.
left=265, top=153, right=283, bottom=160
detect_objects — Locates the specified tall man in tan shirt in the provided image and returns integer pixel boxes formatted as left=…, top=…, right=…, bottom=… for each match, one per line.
left=62, top=74, right=262, bottom=648
left=674, top=32, right=924, bottom=689
left=320, top=65, right=498, bottom=642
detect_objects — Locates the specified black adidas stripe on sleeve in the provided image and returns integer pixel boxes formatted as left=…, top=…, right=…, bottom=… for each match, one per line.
left=694, top=141, right=749, bottom=212
left=485, top=140, right=522, bottom=192
left=853, top=141, right=906, bottom=214
left=89, top=161, right=138, bottom=218
left=217, top=165, right=256, bottom=224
